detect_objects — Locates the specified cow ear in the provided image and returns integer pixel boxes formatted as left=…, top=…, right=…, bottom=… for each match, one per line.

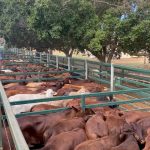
left=72, top=106, right=80, bottom=112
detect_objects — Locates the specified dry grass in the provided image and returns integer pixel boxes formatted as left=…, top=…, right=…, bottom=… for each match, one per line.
left=53, top=50, right=150, bottom=70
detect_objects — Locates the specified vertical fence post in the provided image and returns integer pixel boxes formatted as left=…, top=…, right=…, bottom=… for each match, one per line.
left=30, top=48, right=32, bottom=61
left=56, top=56, right=59, bottom=68
left=49, top=54, right=51, bottom=65
left=68, top=57, right=71, bottom=71
left=47, top=53, right=49, bottom=67
left=40, top=52, right=42, bottom=63
left=85, top=60, right=88, bottom=79
left=115, top=77, right=121, bottom=85
left=81, top=95, right=85, bottom=112
left=27, top=51, right=29, bottom=61
left=110, top=63, right=114, bottom=92
left=15, top=48, right=17, bottom=55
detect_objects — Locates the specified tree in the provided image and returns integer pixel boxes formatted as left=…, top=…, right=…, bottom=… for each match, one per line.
left=117, top=1, right=150, bottom=61
left=83, top=7, right=122, bottom=62
left=83, top=0, right=150, bottom=62
left=0, top=0, right=49, bottom=51
left=28, top=0, right=98, bottom=56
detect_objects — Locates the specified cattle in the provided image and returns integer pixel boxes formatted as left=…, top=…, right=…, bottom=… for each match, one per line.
left=105, top=115, right=127, bottom=135
left=123, top=111, right=150, bottom=123
left=6, top=89, right=43, bottom=97
left=13, top=108, right=94, bottom=148
left=8, top=89, right=55, bottom=114
left=40, top=128, right=87, bottom=150
left=9, top=109, right=79, bottom=148
left=30, top=104, right=61, bottom=112
left=137, top=116, right=150, bottom=137
left=0, top=76, right=15, bottom=81
left=111, top=135, right=140, bottom=150
left=42, top=78, right=71, bottom=91
left=4, top=83, right=19, bottom=89
left=5, top=84, right=39, bottom=91
left=143, top=128, right=150, bottom=150
left=85, top=113, right=109, bottom=139
left=75, top=132, right=122, bottom=150
left=111, top=122, right=143, bottom=150
left=26, top=82, right=45, bottom=88
left=50, top=117, right=85, bottom=138
left=121, top=122, right=145, bottom=144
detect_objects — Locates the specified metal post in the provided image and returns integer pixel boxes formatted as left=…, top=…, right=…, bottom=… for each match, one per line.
left=81, top=95, right=85, bottom=112
left=115, top=77, right=121, bottom=85
left=56, top=56, right=59, bottom=68
left=110, top=63, right=114, bottom=92
left=47, top=53, right=49, bottom=67
left=40, top=52, right=42, bottom=63
left=85, top=60, right=88, bottom=79
left=29, top=48, right=32, bottom=60
left=68, top=57, right=71, bottom=71
left=17, top=48, right=18, bottom=56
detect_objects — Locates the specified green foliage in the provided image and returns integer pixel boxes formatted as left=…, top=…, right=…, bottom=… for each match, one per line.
left=116, top=2, right=150, bottom=58
left=1, top=0, right=150, bottom=61
left=28, top=0, right=98, bottom=56
left=84, top=7, right=121, bottom=62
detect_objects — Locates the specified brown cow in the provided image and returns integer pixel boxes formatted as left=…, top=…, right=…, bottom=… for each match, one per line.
left=1, top=109, right=77, bottom=149
left=105, top=115, right=126, bottom=135
left=40, top=128, right=87, bottom=150
left=75, top=132, right=122, bottom=150
left=121, top=122, right=145, bottom=144
left=30, top=104, right=61, bottom=112
left=111, top=123, right=143, bottom=150
left=143, top=128, right=150, bottom=150
left=50, top=117, right=85, bottom=138
left=85, top=113, right=109, bottom=139
left=111, top=135, right=140, bottom=150
left=18, top=107, right=94, bottom=147
left=124, top=111, right=150, bottom=123
left=6, top=89, right=41, bottom=97
left=4, top=83, right=19, bottom=89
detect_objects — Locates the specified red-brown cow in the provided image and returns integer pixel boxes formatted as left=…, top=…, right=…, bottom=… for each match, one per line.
left=75, top=133, right=122, bottom=150
left=40, top=128, right=87, bottom=150
left=85, top=113, right=108, bottom=139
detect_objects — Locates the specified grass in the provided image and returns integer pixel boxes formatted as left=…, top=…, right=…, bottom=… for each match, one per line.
left=53, top=50, right=150, bottom=70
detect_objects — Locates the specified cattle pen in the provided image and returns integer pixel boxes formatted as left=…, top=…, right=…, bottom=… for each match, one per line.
left=0, top=48, right=150, bottom=150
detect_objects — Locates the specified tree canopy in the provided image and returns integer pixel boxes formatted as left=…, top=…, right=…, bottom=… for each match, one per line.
left=1, top=0, right=150, bottom=62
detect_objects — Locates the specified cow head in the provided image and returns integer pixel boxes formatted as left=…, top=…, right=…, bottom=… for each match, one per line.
left=121, top=122, right=145, bottom=144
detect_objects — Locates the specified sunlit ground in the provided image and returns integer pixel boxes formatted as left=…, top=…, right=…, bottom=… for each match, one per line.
left=53, top=50, right=150, bottom=69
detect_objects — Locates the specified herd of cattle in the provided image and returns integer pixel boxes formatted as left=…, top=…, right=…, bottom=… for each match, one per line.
left=1, top=62, right=150, bottom=150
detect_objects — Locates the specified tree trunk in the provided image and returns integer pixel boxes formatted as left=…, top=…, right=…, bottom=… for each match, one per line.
left=64, top=48, right=74, bottom=57
left=96, top=46, right=107, bottom=62
left=68, top=49, right=74, bottom=57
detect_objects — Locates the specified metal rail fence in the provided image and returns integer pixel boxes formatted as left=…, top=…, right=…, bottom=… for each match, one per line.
left=0, top=48, right=150, bottom=149
left=3, top=48, right=150, bottom=89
